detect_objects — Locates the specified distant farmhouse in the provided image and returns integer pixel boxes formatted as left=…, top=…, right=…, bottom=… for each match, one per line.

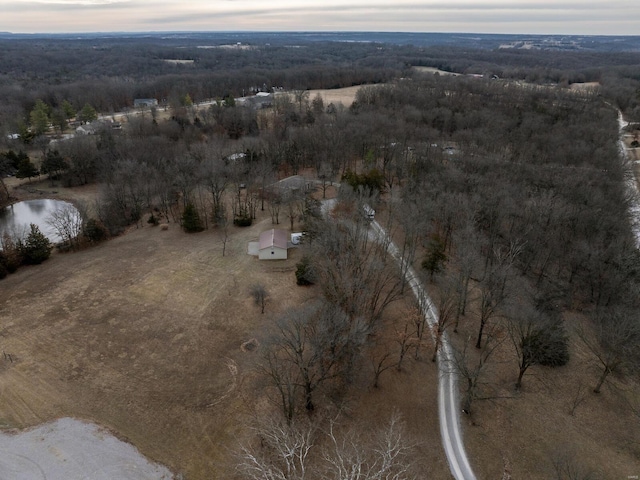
left=134, top=98, right=158, bottom=108
left=243, top=92, right=273, bottom=109
left=75, top=119, right=120, bottom=135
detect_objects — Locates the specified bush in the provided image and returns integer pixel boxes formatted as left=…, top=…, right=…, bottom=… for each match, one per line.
left=83, top=218, right=108, bottom=243
left=233, top=215, right=252, bottom=227
left=534, top=321, right=570, bottom=367
left=295, top=256, right=316, bottom=286
left=19, top=224, right=52, bottom=265
left=147, top=213, right=160, bottom=226
left=1, top=234, right=22, bottom=272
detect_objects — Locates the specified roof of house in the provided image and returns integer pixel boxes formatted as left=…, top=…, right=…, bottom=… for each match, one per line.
left=134, top=98, right=158, bottom=106
left=259, top=229, right=288, bottom=250
left=271, top=175, right=310, bottom=194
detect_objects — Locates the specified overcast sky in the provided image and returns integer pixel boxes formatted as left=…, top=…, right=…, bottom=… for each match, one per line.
left=1, top=0, right=639, bottom=35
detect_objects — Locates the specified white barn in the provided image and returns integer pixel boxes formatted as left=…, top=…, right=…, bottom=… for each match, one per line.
left=258, top=229, right=288, bottom=260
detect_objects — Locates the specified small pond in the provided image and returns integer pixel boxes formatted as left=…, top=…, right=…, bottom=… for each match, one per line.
left=0, top=199, right=79, bottom=243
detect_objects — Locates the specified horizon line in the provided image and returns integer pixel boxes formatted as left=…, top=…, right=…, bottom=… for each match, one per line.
left=1, top=30, right=639, bottom=38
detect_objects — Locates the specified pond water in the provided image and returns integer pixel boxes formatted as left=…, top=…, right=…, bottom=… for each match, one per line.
left=0, top=199, right=78, bottom=243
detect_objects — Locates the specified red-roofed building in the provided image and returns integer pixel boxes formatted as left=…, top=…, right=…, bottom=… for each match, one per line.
left=258, top=229, right=288, bottom=260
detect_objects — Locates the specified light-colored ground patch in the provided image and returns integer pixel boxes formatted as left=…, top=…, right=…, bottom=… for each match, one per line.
left=413, top=66, right=461, bottom=76
left=569, top=81, right=601, bottom=90
left=307, top=84, right=385, bottom=107
left=163, top=60, right=195, bottom=65
left=0, top=417, right=173, bottom=479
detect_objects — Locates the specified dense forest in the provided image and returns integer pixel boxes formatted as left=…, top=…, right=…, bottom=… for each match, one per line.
left=1, top=34, right=640, bottom=478
left=1, top=33, right=639, bottom=139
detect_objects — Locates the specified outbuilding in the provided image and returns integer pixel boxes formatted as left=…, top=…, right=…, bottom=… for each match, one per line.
left=258, top=229, right=288, bottom=260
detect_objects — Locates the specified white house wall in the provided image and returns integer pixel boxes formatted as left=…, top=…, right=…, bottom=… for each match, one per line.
left=258, top=247, right=287, bottom=260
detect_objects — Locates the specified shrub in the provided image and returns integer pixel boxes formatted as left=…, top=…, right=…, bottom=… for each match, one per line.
left=83, top=218, right=108, bottom=243
left=147, top=213, right=159, bottom=226
left=1, top=234, right=22, bottom=272
left=233, top=215, right=252, bottom=227
left=295, top=256, right=316, bottom=286
left=534, top=321, right=570, bottom=367
left=19, top=224, right=52, bottom=265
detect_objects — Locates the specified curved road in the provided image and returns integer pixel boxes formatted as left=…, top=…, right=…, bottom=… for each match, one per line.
left=369, top=219, right=476, bottom=480
left=617, top=110, right=640, bottom=247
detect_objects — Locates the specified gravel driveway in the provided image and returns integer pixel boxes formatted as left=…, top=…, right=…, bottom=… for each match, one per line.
left=0, top=418, right=173, bottom=480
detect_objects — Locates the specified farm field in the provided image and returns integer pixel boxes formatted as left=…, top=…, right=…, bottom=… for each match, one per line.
left=307, top=84, right=385, bottom=107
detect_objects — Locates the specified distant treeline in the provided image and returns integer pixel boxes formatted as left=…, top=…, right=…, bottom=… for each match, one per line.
left=0, top=35, right=639, bottom=136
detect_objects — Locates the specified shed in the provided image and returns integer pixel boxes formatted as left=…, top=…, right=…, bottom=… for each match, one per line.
left=258, top=229, right=288, bottom=260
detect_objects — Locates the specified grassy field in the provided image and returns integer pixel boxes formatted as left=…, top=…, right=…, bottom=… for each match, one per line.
left=0, top=182, right=445, bottom=479
left=307, top=84, right=385, bottom=107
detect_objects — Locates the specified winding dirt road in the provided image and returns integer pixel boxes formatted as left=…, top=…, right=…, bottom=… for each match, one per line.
left=369, top=219, right=477, bottom=480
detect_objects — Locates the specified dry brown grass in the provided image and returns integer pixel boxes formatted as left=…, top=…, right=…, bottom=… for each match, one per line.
left=451, top=306, right=640, bottom=479
left=3, top=180, right=639, bottom=479
left=375, top=196, right=640, bottom=480
left=0, top=184, right=450, bottom=479
left=307, top=84, right=386, bottom=108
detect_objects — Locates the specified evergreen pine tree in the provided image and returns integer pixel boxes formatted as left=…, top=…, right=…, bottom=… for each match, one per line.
left=19, top=224, right=52, bottom=265
left=182, top=203, right=204, bottom=233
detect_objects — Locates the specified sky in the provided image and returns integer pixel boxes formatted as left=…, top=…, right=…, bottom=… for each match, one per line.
left=0, top=0, right=639, bottom=36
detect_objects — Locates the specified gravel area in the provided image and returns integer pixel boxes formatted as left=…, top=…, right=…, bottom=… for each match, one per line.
left=0, top=418, right=173, bottom=480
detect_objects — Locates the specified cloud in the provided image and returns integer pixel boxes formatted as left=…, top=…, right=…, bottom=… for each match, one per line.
left=1, top=0, right=639, bottom=35
left=31, top=0, right=130, bottom=4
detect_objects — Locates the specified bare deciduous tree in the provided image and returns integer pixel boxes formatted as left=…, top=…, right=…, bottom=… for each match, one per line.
left=250, top=283, right=269, bottom=314
left=237, top=412, right=419, bottom=480
left=395, top=320, right=415, bottom=372
left=312, top=196, right=403, bottom=332
left=549, top=447, right=601, bottom=480
left=261, top=301, right=367, bottom=418
left=507, top=300, right=568, bottom=390
left=237, top=417, right=316, bottom=480
left=46, top=203, right=85, bottom=249
left=475, top=243, right=519, bottom=349
left=579, top=306, right=640, bottom=393
left=322, top=412, right=418, bottom=480
left=369, top=348, right=397, bottom=389
left=430, top=272, right=458, bottom=363
left=452, top=330, right=504, bottom=415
